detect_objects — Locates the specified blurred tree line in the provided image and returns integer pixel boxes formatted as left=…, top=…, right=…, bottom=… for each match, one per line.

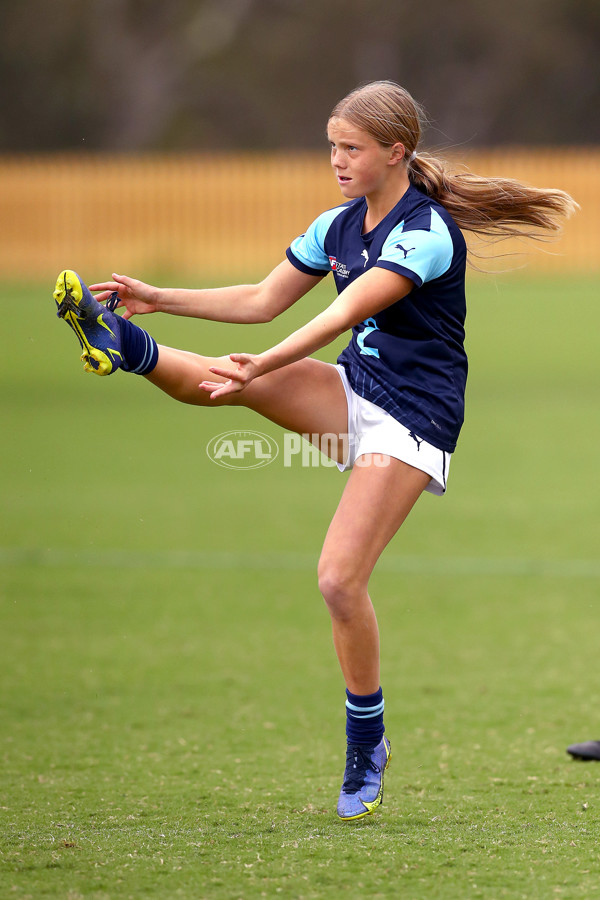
left=1, top=0, right=598, bottom=152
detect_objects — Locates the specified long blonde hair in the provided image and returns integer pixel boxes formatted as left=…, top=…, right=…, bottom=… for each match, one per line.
left=330, top=81, right=577, bottom=241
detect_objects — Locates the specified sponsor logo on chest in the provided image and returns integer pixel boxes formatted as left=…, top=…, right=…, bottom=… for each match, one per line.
left=328, top=256, right=351, bottom=278
left=329, top=252, right=373, bottom=279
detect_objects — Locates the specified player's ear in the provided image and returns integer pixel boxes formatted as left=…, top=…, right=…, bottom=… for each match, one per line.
left=388, top=143, right=406, bottom=166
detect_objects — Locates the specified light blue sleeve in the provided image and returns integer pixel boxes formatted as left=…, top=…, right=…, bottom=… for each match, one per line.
left=378, top=208, right=454, bottom=286
left=288, top=204, right=348, bottom=272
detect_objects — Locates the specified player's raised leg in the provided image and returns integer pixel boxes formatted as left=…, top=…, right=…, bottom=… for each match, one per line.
left=54, top=271, right=350, bottom=446
left=145, top=344, right=350, bottom=445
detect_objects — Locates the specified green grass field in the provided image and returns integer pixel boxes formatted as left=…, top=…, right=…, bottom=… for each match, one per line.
left=1, top=273, right=599, bottom=899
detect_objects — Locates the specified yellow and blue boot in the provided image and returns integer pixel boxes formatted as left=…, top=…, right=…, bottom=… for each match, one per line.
left=53, top=269, right=124, bottom=375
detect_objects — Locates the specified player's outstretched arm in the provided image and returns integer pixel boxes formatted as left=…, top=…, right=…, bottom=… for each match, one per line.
left=200, top=267, right=413, bottom=400
left=90, top=261, right=323, bottom=325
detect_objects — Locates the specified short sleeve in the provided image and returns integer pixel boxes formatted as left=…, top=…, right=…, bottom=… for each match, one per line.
left=376, top=208, right=454, bottom=287
left=286, top=204, right=347, bottom=276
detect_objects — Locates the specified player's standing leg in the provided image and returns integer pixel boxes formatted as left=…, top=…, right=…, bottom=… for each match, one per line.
left=317, top=455, right=430, bottom=820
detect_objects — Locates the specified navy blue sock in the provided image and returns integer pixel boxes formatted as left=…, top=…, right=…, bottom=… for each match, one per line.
left=345, top=687, right=385, bottom=748
left=118, top=315, right=159, bottom=375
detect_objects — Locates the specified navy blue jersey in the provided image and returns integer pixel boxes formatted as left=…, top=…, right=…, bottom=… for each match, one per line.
left=285, top=184, right=467, bottom=453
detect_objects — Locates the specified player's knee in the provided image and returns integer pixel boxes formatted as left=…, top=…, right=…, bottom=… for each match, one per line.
left=317, top=559, right=362, bottom=620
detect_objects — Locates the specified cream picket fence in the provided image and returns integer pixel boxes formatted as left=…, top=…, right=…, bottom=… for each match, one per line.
left=0, top=149, right=596, bottom=281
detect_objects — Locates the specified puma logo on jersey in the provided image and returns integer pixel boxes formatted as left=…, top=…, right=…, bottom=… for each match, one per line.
left=361, top=249, right=369, bottom=267
left=395, top=243, right=415, bottom=259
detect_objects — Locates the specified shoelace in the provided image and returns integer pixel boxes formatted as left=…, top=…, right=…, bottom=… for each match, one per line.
left=106, top=292, right=120, bottom=312
left=341, top=745, right=380, bottom=794
left=56, top=274, right=83, bottom=319
left=56, top=292, right=82, bottom=319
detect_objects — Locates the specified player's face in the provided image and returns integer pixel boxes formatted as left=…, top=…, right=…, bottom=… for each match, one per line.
left=327, top=117, right=403, bottom=200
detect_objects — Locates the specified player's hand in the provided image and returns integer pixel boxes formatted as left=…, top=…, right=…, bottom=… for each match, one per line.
left=199, top=353, right=261, bottom=400
left=89, top=273, right=159, bottom=320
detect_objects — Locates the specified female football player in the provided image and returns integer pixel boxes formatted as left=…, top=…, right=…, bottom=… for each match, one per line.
left=54, top=80, right=575, bottom=820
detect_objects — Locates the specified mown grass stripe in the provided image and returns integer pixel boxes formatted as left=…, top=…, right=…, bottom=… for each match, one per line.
left=1, top=546, right=599, bottom=577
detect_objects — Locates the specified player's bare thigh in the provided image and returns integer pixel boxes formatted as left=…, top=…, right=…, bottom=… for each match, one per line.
left=146, top=345, right=349, bottom=463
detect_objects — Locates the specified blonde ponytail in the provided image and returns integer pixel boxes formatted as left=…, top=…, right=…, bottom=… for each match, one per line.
left=409, top=152, right=577, bottom=240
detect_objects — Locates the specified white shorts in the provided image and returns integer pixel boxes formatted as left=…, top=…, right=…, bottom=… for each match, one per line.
left=334, top=364, right=451, bottom=496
